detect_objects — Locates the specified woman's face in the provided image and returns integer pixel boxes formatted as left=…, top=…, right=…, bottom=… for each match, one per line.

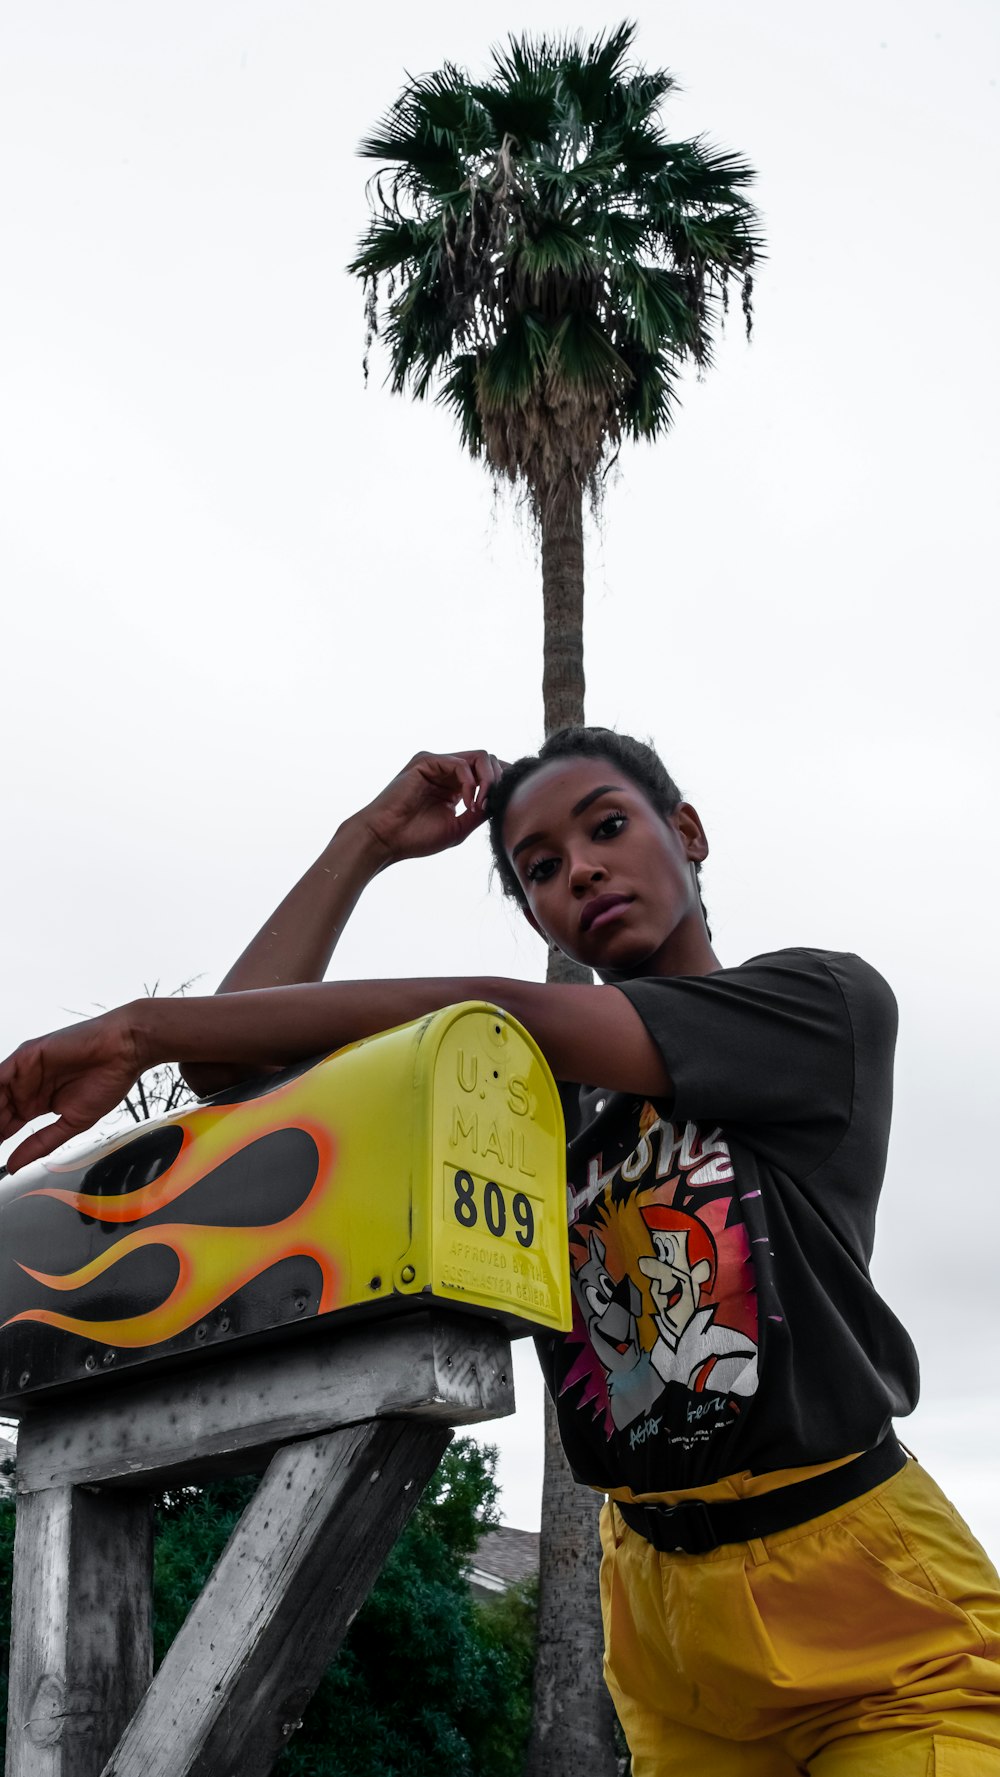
left=501, top=756, right=710, bottom=980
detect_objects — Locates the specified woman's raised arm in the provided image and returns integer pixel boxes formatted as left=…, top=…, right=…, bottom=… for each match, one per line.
left=216, top=749, right=502, bottom=993
left=183, top=749, right=502, bottom=1094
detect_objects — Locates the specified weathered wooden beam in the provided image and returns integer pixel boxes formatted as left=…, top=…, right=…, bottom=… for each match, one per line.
left=100, top=1418, right=450, bottom=1777
left=5, top=1485, right=152, bottom=1777
left=17, top=1312, right=514, bottom=1492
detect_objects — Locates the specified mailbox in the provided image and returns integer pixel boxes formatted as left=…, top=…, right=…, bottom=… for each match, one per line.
left=0, top=1002, right=569, bottom=1411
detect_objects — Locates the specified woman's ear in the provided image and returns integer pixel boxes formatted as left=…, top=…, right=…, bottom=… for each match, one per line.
left=674, top=802, right=709, bottom=864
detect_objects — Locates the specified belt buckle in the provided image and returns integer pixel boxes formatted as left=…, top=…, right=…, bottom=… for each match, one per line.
left=658, top=1498, right=717, bottom=1555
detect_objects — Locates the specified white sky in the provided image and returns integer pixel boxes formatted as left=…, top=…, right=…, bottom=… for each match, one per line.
left=1, top=0, right=998, bottom=1541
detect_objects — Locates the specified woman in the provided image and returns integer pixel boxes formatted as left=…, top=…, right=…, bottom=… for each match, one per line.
left=2, top=728, right=1000, bottom=1774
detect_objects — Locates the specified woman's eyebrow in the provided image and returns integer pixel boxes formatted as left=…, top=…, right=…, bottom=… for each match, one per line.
left=510, top=785, right=625, bottom=862
left=511, top=831, right=543, bottom=862
left=571, top=784, right=624, bottom=818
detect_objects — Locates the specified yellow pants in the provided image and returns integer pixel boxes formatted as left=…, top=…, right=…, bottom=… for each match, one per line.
left=599, top=1458, right=1000, bottom=1774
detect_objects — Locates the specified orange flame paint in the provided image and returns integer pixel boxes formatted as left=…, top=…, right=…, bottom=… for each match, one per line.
left=28, top=1069, right=329, bottom=1220
left=5, top=1068, right=351, bottom=1348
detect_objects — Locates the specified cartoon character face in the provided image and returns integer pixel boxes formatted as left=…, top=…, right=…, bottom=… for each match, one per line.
left=638, top=1222, right=713, bottom=1342
left=573, top=1231, right=643, bottom=1374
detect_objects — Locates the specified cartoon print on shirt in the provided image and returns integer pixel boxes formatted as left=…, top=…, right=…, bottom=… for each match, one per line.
left=572, top=1212, right=671, bottom=1431
left=638, top=1204, right=757, bottom=1398
left=562, top=1108, right=759, bottom=1443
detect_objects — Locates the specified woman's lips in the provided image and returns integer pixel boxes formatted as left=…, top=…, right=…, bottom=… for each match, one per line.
left=581, top=894, right=634, bottom=933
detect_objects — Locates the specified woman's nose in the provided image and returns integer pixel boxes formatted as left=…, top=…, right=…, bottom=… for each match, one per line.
left=569, top=858, right=607, bottom=896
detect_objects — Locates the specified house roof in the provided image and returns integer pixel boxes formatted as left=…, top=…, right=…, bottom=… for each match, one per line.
left=468, top=1524, right=539, bottom=1595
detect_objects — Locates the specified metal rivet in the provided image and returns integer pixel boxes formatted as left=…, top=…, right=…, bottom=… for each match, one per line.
left=195, top=1324, right=207, bottom=1341
left=400, top=1264, right=415, bottom=1284
left=294, top=1295, right=307, bottom=1313
left=369, top=1275, right=381, bottom=1291
left=18, top=1371, right=29, bottom=1388
left=84, top=1354, right=97, bottom=1371
left=102, top=1350, right=116, bottom=1367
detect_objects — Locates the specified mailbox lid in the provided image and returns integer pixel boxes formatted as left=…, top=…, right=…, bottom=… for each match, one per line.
left=418, top=1003, right=571, bottom=1334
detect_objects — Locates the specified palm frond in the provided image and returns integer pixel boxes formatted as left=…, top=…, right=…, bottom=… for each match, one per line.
left=476, top=312, right=549, bottom=412
left=615, top=342, right=679, bottom=439
left=514, top=220, right=598, bottom=281
left=469, top=78, right=560, bottom=149
left=436, top=355, right=485, bottom=455
left=609, top=262, right=703, bottom=355
left=590, top=210, right=646, bottom=260
left=381, top=277, right=459, bottom=395
left=548, top=312, right=628, bottom=400
left=557, top=22, right=638, bottom=122
left=348, top=215, right=435, bottom=280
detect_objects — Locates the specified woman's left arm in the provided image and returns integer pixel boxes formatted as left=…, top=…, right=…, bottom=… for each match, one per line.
left=0, top=975, right=669, bottom=1173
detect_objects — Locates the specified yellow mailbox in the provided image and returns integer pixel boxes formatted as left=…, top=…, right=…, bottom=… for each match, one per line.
left=0, top=1003, right=570, bottom=1408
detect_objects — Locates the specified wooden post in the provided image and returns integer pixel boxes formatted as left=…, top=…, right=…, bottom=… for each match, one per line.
left=6, top=1486, right=152, bottom=1777
left=5, top=1314, right=515, bottom=1777
left=103, top=1421, right=449, bottom=1777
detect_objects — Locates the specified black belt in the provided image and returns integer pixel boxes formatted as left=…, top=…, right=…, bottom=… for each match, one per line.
left=616, top=1433, right=907, bottom=1555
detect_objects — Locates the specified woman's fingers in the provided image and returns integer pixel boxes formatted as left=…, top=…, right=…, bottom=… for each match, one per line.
left=0, top=1044, right=46, bottom=1143
left=3, top=1114, right=78, bottom=1175
left=0, top=1014, right=142, bottom=1174
left=363, top=747, right=508, bottom=861
left=415, top=751, right=497, bottom=828
left=0, top=1048, right=57, bottom=1171
left=446, top=750, right=503, bottom=837
left=453, top=758, right=478, bottom=815
left=459, top=749, right=506, bottom=807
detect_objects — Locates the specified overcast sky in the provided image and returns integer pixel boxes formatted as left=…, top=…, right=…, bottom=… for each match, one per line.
left=2, top=0, right=998, bottom=1540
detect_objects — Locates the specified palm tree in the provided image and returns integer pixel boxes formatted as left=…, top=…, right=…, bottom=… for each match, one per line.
left=350, top=25, right=762, bottom=1775
left=350, top=22, right=761, bottom=736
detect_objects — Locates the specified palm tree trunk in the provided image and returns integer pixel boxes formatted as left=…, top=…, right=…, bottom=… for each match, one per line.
left=540, top=480, right=586, bottom=734
left=525, top=476, right=620, bottom=1777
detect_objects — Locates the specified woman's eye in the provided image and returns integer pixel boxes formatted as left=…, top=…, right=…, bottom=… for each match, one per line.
left=594, top=811, right=628, bottom=839
left=525, top=856, right=558, bottom=884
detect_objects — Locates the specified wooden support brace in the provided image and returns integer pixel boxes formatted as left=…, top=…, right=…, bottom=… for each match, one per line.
left=5, top=1486, right=152, bottom=1777
left=100, top=1419, right=451, bottom=1777
left=7, top=1315, right=515, bottom=1777
left=16, top=1313, right=514, bottom=1491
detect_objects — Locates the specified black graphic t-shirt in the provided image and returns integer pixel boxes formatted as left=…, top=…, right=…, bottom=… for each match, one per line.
left=535, top=949, right=920, bottom=1496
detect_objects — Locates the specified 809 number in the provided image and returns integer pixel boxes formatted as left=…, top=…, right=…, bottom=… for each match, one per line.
left=452, top=1170, right=535, bottom=1249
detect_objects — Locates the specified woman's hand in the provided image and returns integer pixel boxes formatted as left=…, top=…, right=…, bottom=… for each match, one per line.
left=0, top=1008, right=145, bottom=1174
left=354, top=750, right=504, bottom=867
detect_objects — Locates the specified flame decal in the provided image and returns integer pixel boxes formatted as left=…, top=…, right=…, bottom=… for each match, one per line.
left=27, top=1085, right=296, bottom=1221
left=4, top=1068, right=349, bottom=1348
